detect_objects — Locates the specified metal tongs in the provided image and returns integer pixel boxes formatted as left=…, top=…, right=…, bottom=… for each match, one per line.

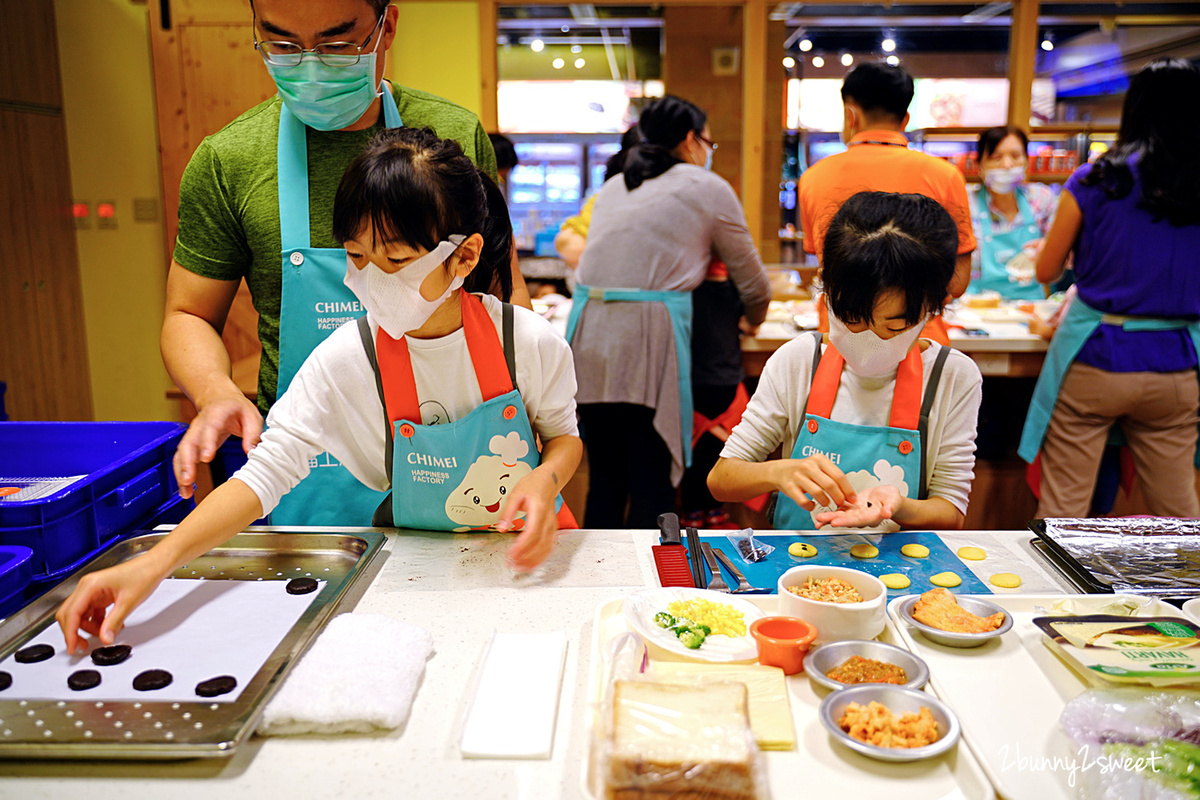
left=700, top=542, right=772, bottom=594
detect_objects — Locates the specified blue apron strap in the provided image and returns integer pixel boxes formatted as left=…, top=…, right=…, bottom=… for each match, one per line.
left=356, top=316, right=396, bottom=527
left=917, top=345, right=951, bottom=500
left=380, top=84, right=402, bottom=128
left=277, top=102, right=311, bottom=251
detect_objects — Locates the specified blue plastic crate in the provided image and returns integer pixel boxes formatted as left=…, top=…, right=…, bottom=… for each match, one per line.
left=0, top=545, right=33, bottom=618
left=0, top=422, right=186, bottom=576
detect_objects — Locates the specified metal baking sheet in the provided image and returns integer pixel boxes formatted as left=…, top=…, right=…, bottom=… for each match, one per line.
left=1031, top=517, right=1200, bottom=601
left=0, top=528, right=385, bottom=759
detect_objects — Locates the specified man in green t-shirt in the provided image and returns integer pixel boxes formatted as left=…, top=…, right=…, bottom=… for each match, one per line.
left=165, top=0, right=529, bottom=498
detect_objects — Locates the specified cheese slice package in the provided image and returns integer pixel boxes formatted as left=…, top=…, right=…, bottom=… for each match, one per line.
left=1033, top=614, right=1200, bottom=687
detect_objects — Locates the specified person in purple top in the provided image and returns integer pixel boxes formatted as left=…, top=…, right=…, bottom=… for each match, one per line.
left=1021, top=58, right=1200, bottom=518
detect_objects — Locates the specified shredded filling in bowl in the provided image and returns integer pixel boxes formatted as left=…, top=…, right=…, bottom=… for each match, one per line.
left=787, top=576, right=864, bottom=604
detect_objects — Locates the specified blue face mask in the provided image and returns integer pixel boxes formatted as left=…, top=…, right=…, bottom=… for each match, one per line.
left=266, top=46, right=382, bottom=131
left=703, top=146, right=713, bottom=171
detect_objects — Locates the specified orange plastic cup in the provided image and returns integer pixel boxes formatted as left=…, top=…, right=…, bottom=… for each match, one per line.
left=749, top=616, right=818, bottom=675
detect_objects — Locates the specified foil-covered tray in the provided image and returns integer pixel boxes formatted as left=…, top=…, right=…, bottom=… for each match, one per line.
left=1030, top=518, right=1200, bottom=601
left=0, top=528, right=385, bottom=759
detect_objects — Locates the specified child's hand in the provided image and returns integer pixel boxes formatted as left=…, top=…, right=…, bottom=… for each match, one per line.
left=495, top=469, right=559, bottom=571
left=56, top=560, right=165, bottom=655
left=814, top=484, right=902, bottom=529
left=772, top=454, right=857, bottom=511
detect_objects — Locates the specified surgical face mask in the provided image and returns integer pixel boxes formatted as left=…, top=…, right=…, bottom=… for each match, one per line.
left=266, top=38, right=383, bottom=131
left=983, top=165, right=1025, bottom=195
left=702, top=144, right=714, bottom=171
left=827, top=306, right=928, bottom=377
left=343, top=236, right=466, bottom=339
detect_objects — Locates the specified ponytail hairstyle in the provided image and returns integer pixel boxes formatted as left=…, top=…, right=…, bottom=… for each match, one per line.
left=332, top=126, right=512, bottom=300
left=823, top=192, right=957, bottom=327
left=604, top=124, right=643, bottom=182
left=622, top=95, right=707, bottom=191
left=1081, top=58, right=1200, bottom=226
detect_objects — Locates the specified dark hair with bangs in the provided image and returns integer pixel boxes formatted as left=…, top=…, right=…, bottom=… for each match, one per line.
left=332, top=126, right=512, bottom=300
left=1080, top=58, right=1200, bottom=226
left=822, top=192, right=957, bottom=327
left=977, top=126, right=1028, bottom=161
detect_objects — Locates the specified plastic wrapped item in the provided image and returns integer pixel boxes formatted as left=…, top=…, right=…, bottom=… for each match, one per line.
left=599, top=679, right=768, bottom=800
left=727, top=528, right=774, bottom=564
left=1034, top=614, right=1200, bottom=688
left=1060, top=689, right=1200, bottom=800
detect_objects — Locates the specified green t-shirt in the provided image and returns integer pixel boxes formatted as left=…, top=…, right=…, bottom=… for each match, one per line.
left=173, top=84, right=497, bottom=411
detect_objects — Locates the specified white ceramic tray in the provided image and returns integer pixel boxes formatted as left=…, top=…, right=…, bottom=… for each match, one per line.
left=888, top=593, right=1176, bottom=800
left=584, top=595, right=995, bottom=800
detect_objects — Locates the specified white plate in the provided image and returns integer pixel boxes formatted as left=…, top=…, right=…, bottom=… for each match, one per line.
left=622, top=587, right=765, bottom=662
left=1182, top=597, right=1200, bottom=625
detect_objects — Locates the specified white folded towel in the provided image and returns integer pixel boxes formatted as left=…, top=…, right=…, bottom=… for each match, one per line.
left=257, top=612, right=435, bottom=735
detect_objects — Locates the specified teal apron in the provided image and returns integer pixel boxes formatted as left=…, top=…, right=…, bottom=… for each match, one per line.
left=1019, top=295, right=1200, bottom=466
left=357, top=292, right=562, bottom=530
left=969, top=187, right=1044, bottom=301
left=565, top=284, right=694, bottom=468
left=775, top=333, right=949, bottom=530
left=269, top=91, right=401, bottom=525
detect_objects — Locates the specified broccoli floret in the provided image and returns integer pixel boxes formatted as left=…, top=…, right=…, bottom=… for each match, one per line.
left=654, top=612, right=676, bottom=629
left=677, top=628, right=706, bottom=649
left=695, top=624, right=712, bottom=636
left=671, top=618, right=695, bottom=631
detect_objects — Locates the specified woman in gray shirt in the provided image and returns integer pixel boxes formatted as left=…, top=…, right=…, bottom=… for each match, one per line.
left=565, top=95, right=771, bottom=528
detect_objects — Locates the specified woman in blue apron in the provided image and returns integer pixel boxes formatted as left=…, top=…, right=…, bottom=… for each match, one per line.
left=965, top=127, right=1059, bottom=301
left=1020, top=59, right=1200, bottom=519
left=56, top=128, right=582, bottom=651
left=567, top=95, right=772, bottom=529
left=709, top=192, right=982, bottom=531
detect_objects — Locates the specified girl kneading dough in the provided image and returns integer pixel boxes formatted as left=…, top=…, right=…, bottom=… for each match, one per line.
left=58, top=128, right=582, bottom=652
left=708, top=192, right=982, bottom=531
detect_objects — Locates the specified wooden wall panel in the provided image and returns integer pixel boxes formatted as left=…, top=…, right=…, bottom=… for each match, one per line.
left=179, top=25, right=275, bottom=147
left=0, top=0, right=63, bottom=108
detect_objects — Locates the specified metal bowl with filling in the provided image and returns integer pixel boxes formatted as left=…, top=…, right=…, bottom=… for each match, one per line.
left=895, top=593, right=1013, bottom=648
left=804, top=639, right=930, bottom=692
left=819, top=684, right=961, bottom=762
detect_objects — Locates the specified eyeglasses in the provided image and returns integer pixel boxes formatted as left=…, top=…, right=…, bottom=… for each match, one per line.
left=697, top=133, right=718, bottom=152
left=254, top=11, right=386, bottom=67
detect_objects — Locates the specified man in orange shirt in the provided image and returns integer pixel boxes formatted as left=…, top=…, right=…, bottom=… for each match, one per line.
left=800, top=62, right=975, bottom=298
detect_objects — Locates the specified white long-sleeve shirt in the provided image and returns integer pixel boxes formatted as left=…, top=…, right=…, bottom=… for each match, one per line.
left=234, top=295, right=579, bottom=515
left=720, top=336, right=983, bottom=515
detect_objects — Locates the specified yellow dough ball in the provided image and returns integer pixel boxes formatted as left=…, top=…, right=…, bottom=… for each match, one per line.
left=880, top=573, right=911, bottom=590
left=990, top=573, right=1022, bottom=589
left=788, top=542, right=818, bottom=558
left=957, top=546, right=987, bottom=561
left=900, top=543, right=930, bottom=559
left=850, top=543, right=880, bottom=559
left=930, top=571, right=962, bottom=588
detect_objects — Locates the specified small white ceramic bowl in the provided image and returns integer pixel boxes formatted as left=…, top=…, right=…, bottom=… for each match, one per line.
left=895, top=593, right=1012, bottom=648
left=803, top=639, right=930, bottom=692
left=819, top=684, right=961, bottom=762
left=777, top=565, right=887, bottom=645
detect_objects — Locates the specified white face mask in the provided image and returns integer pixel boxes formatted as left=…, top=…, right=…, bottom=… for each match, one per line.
left=343, top=236, right=466, bottom=339
left=827, top=305, right=928, bottom=377
left=983, top=165, right=1025, bottom=195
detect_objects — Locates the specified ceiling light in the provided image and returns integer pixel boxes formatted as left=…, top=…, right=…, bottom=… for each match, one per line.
left=783, top=56, right=796, bottom=69
left=812, top=56, right=824, bottom=68
left=561, top=25, right=570, bottom=33
left=799, top=38, right=813, bottom=52
left=882, top=38, right=896, bottom=53
left=552, top=58, right=565, bottom=69
left=841, top=53, right=854, bottom=67
left=574, top=57, right=586, bottom=68
left=530, top=38, right=544, bottom=53
left=1041, top=38, right=1054, bottom=51
left=886, top=55, right=900, bottom=66
left=571, top=44, right=582, bottom=54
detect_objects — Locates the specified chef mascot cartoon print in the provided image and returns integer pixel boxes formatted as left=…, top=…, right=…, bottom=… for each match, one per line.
left=446, top=432, right=532, bottom=531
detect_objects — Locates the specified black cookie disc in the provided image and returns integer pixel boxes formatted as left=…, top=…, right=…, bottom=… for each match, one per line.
left=285, top=577, right=318, bottom=595
left=132, top=669, right=173, bottom=692
left=0, top=671, right=11, bottom=691
left=14, top=644, right=54, bottom=664
left=195, top=675, right=238, bottom=698
left=67, top=669, right=101, bottom=691
left=91, top=644, right=132, bottom=667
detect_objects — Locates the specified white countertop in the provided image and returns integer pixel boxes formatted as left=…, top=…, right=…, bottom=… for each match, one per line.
left=0, top=528, right=1074, bottom=800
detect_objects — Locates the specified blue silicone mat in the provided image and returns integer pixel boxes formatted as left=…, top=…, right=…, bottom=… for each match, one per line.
left=693, top=531, right=992, bottom=597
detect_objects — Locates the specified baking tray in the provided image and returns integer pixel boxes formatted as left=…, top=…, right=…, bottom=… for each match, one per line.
left=583, top=595, right=995, bottom=800
left=0, top=529, right=385, bottom=759
left=1030, top=518, right=1200, bottom=603
left=888, top=592, right=1177, bottom=800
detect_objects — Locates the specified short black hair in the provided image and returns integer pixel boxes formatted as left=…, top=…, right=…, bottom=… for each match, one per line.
left=488, top=133, right=519, bottom=171
left=251, top=0, right=390, bottom=19
left=823, top=192, right=957, bottom=327
left=977, top=126, right=1028, bottom=161
left=332, top=126, right=512, bottom=301
left=841, top=62, right=914, bottom=122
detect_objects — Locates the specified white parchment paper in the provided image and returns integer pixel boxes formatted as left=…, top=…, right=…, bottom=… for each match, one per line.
left=1, top=578, right=323, bottom=703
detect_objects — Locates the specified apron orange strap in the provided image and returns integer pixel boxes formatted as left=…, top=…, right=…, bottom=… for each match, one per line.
left=805, top=343, right=844, bottom=418
left=888, top=345, right=924, bottom=430
left=376, top=331, right=422, bottom=425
